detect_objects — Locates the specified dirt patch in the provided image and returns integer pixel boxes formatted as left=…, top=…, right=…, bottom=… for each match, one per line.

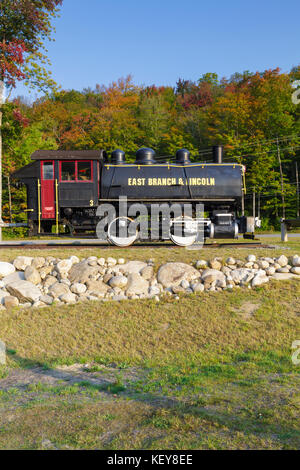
left=0, top=363, right=144, bottom=391
left=232, top=302, right=261, bottom=320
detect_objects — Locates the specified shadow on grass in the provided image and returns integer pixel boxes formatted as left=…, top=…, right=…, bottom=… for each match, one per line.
left=2, top=352, right=299, bottom=448
left=6, top=350, right=45, bottom=369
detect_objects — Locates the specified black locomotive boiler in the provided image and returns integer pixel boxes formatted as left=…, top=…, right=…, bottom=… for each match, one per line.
left=11, top=146, right=255, bottom=246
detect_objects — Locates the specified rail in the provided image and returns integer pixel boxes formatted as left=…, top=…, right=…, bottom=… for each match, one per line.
left=0, top=239, right=270, bottom=249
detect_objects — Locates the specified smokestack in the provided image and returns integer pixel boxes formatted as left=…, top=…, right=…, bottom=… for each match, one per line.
left=212, top=145, right=223, bottom=164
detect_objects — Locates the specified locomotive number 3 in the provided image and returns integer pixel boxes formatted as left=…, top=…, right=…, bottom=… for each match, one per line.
left=90, top=200, right=94, bottom=207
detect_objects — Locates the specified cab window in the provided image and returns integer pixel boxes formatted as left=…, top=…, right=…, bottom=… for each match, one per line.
left=42, top=162, right=54, bottom=180
left=78, top=161, right=92, bottom=181
left=61, top=162, right=75, bottom=181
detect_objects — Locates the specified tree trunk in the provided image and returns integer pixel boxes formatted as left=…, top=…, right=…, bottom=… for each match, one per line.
left=276, top=137, right=285, bottom=219
left=296, top=162, right=299, bottom=218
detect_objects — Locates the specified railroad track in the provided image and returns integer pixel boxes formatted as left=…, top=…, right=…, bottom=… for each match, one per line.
left=0, top=240, right=273, bottom=249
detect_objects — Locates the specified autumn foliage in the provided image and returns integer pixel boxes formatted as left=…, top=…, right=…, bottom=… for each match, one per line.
left=1, top=66, right=300, bottom=228
left=0, top=0, right=62, bottom=86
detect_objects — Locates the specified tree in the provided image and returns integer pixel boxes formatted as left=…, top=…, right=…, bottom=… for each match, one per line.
left=202, top=69, right=299, bottom=219
left=137, top=88, right=172, bottom=152
left=0, top=0, right=62, bottom=239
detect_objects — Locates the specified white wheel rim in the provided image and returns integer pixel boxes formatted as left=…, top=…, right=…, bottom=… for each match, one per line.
left=107, top=217, right=138, bottom=247
left=170, top=217, right=197, bottom=247
left=170, top=233, right=197, bottom=246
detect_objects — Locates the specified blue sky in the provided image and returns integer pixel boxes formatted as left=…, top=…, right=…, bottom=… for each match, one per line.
left=12, top=0, right=300, bottom=99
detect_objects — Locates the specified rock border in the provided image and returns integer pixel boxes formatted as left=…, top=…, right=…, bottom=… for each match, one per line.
left=0, top=254, right=299, bottom=309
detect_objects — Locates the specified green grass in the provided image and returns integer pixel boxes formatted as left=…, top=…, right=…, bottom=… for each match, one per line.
left=1, top=279, right=299, bottom=368
left=0, top=367, right=9, bottom=379
left=0, top=239, right=299, bottom=449
left=0, top=374, right=299, bottom=449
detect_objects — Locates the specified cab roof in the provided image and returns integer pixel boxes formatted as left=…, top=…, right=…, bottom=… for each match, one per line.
left=31, top=150, right=105, bottom=160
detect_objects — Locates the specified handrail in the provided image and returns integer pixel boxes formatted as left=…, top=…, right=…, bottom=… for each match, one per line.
left=55, top=179, right=59, bottom=234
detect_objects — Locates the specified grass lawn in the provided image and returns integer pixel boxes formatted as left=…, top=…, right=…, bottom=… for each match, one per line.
left=0, top=237, right=299, bottom=449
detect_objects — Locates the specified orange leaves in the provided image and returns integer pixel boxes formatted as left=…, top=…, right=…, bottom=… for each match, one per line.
left=100, top=76, right=140, bottom=111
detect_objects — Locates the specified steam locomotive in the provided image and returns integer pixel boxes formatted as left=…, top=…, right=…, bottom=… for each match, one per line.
left=11, top=146, right=255, bottom=246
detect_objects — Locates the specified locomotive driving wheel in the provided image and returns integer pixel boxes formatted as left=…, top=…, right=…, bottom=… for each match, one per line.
left=169, top=216, right=198, bottom=247
left=107, top=216, right=138, bottom=247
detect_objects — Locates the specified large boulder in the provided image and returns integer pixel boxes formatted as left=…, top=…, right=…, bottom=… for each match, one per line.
left=86, top=280, right=109, bottom=295
left=291, top=255, right=300, bottom=267
left=191, top=282, right=204, bottom=293
left=43, top=275, right=57, bottom=289
left=276, top=267, right=290, bottom=273
left=24, top=266, right=41, bottom=285
left=70, top=283, right=87, bottom=294
left=251, top=272, right=269, bottom=287
left=68, top=261, right=99, bottom=283
left=60, top=292, right=77, bottom=304
left=39, top=294, right=54, bottom=305
left=209, top=259, right=222, bottom=270
left=6, top=280, right=41, bottom=303
left=4, top=296, right=19, bottom=309
left=56, top=259, right=73, bottom=276
left=13, top=256, right=33, bottom=271
left=48, top=282, right=71, bottom=299
left=69, top=255, right=80, bottom=265
left=221, top=266, right=232, bottom=276
left=0, top=262, right=15, bottom=279
left=126, top=273, right=149, bottom=295
left=258, top=260, right=269, bottom=269
left=291, top=267, right=300, bottom=275
left=118, top=261, right=147, bottom=275
left=276, top=255, right=288, bottom=267
left=230, top=268, right=254, bottom=285
left=39, top=266, right=53, bottom=279
left=109, top=276, right=128, bottom=289
left=265, top=266, right=276, bottom=276
left=201, top=269, right=225, bottom=284
left=149, top=285, right=160, bottom=296
left=141, top=265, right=154, bottom=280
left=157, top=262, right=200, bottom=288
left=31, top=257, right=46, bottom=269
left=2, top=271, right=25, bottom=286
left=270, top=273, right=300, bottom=281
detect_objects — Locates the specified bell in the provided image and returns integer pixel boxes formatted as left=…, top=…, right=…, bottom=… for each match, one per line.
left=135, top=148, right=157, bottom=165
left=176, top=149, right=191, bottom=165
left=111, top=149, right=126, bottom=164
